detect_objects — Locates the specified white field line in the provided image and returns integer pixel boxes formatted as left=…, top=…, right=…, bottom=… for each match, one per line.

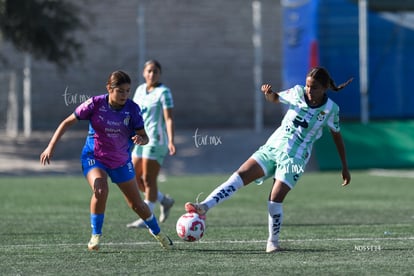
left=1, top=236, right=414, bottom=249
left=368, top=169, right=414, bottom=178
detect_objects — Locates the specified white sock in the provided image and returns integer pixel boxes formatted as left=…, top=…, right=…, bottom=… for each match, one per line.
left=201, top=173, right=244, bottom=209
left=144, top=200, right=156, bottom=213
left=268, top=201, right=283, bottom=243
left=157, top=191, right=164, bottom=202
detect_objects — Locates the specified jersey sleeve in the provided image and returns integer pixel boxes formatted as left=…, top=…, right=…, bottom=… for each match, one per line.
left=327, top=105, right=341, bottom=132
left=160, top=88, right=174, bottom=109
left=278, top=85, right=304, bottom=105
left=74, top=97, right=94, bottom=120
left=132, top=84, right=144, bottom=104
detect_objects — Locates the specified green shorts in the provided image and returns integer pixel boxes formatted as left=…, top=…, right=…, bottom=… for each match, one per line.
left=251, top=145, right=306, bottom=189
left=131, top=144, right=169, bottom=165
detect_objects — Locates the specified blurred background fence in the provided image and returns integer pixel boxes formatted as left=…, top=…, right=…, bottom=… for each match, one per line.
left=1, top=0, right=414, bottom=171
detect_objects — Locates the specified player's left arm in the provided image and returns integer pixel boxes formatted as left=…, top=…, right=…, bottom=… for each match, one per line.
left=330, top=129, right=351, bottom=186
left=163, top=107, right=176, bottom=155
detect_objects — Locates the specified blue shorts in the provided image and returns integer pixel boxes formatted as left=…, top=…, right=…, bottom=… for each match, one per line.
left=131, top=144, right=169, bottom=165
left=81, top=153, right=135, bottom=184
left=251, top=145, right=306, bottom=189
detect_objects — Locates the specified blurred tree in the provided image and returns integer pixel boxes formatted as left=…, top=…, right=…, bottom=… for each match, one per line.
left=0, top=0, right=88, bottom=70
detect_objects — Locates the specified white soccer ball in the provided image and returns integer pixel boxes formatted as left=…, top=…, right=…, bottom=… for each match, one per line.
left=176, top=212, right=205, bottom=242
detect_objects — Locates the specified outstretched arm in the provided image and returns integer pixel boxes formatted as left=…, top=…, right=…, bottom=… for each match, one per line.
left=330, top=130, right=351, bottom=186
left=40, top=113, right=78, bottom=165
left=261, top=84, right=279, bottom=104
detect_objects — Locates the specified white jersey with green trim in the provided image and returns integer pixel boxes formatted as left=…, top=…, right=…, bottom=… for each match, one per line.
left=133, top=83, right=174, bottom=146
left=265, top=85, right=340, bottom=162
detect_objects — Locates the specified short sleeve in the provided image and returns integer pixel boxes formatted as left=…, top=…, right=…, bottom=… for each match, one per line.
left=74, top=97, right=94, bottom=120
left=278, top=85, right=304, bottom=105
left=327, top=105, right=341, bottom=132
left=160, top=88, right=174, bottom=109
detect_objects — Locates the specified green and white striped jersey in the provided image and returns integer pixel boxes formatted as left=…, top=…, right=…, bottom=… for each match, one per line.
left=133, top=83, right=174, bottom=146
left=265, top=85, right=340, bottom=162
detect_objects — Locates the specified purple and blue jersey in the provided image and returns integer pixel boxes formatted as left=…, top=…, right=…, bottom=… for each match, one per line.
left=75, top=94, right=144, bottom=169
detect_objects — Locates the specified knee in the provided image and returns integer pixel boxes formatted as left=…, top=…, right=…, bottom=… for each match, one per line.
left=94, top=187, right=108, bottom=200
left=92, top=179, right=109, bottom=200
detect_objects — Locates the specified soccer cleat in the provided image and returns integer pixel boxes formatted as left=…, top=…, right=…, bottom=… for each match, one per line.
left=184, top=202, right=208, bottom=219
left=266, top=241, right=282, bottom=253
left=126, top=218, right=148, bottom=229
left=88, top=234, right=101, bottom=251
left=159, top=195, right=175, bottom=223
left=150, top=231, right=174, bottom=250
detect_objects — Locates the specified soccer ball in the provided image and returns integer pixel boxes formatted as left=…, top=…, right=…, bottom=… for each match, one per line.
left=176, top=212, right=205, bottom=242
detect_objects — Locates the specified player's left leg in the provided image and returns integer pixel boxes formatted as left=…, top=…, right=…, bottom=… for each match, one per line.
left=266, top=154, right=304, bottom=252
left=116, top=174, right=173, bottom=250
left=266, top=179, right=291, bottom=253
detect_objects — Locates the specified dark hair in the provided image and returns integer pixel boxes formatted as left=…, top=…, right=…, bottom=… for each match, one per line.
left=144, top=59, right=162, bottom=73
left=307, top=67, right=353, bottom=92
left=107, top=70, right=131, bottom=88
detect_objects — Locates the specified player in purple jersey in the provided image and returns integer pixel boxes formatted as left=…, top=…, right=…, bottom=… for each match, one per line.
left=40, top=71, right=173, bottom=251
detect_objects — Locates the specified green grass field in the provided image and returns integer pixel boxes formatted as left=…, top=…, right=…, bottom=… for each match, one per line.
left=0, top=171, right=413, bottom=275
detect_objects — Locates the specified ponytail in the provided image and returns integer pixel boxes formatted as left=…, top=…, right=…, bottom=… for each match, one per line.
left=308, top=67, right=353, bottom=92
left=329, top=77, right=353, bottom=92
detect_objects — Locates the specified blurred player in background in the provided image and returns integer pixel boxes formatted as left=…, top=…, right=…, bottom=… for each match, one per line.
left=40, top=70, right=173, bottom=251
left=185, top=67, right=352, bottom=253
left=127, top=60, right=176, bottom=229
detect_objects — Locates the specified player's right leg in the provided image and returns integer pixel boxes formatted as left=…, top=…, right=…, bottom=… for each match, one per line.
left=82, top=156, right=109, bottom=251
left=185, top=157, right=267, bottom=216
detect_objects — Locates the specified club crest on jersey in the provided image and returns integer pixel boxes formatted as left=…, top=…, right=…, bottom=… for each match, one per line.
left=317, top=111, right=326, bottom=121
left=124, top=115, right=130, bottom=126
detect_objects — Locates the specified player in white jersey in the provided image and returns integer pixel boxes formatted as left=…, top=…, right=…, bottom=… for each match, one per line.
left=185, top=67, right=352, bottom=252
left=127, top=60, right=176, bottom=229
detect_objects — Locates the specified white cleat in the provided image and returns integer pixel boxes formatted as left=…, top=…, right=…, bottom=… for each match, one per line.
left=159, top=195, right=175, bottom=223
left=266, top=241, right=282, bottom=253
left=88, top=234, right=101, bottom=251
left=126, top=218, right=148, bottom=229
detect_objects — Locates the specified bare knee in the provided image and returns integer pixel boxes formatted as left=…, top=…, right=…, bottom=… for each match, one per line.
left=92, top=178, right=109, bottom=201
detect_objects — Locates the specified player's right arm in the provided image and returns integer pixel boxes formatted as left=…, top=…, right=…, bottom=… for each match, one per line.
left=40, top=113, right=78, bottom=165
left=261, top=84, right=280, bottom=103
